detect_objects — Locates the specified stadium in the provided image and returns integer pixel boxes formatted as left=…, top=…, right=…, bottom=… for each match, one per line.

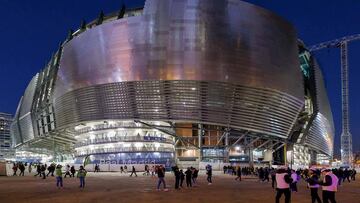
left=10, top=0, right=334, bottom=170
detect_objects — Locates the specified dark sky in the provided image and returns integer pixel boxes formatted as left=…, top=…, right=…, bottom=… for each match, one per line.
left=0, top=0, right=359, bottom=155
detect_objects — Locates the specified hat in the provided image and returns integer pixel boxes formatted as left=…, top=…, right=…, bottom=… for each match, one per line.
left=321, top=168, right=331, bottom=173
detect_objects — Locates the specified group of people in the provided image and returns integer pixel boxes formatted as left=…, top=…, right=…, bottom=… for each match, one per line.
left=10, top=162, right=88, bottom=189
left=275, top=166, right=357, bottom=203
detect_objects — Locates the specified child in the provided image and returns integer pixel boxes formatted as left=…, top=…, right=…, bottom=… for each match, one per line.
left=55, top=165, right=63, bottom=188
left=77, top=165, right=87, bottom=188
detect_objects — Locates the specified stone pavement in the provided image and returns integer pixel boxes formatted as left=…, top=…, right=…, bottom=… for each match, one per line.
left=0, top=172, right=359, bottom=203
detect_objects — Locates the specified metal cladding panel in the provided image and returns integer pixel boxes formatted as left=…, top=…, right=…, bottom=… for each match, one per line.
left=305, top=61, right=334, bottom=156
left=54, top=0, right=304, bottom=138
left=55, top=80, right=303, bottom=138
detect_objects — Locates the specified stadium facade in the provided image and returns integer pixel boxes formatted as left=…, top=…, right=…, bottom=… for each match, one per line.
left=10, top=0, right=334, bottom=169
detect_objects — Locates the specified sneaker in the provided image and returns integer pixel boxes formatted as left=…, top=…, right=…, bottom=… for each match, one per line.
left=208, top=183, right=212, bottom=185
left=163, top=188, right=169, bottom=192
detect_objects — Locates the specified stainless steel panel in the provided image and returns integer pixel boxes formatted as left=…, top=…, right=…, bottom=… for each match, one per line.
left=54, top=0, right=303, bottom=101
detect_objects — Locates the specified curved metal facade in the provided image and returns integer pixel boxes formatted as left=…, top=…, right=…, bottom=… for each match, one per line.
left=54, top=0, right=304, bottom=139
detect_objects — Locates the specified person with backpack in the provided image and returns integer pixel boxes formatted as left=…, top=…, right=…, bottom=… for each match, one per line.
left=77, top=165, right=87, bottom=188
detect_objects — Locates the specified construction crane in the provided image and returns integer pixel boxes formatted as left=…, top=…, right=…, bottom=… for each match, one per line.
left=309, top=34, right=360, bottom=166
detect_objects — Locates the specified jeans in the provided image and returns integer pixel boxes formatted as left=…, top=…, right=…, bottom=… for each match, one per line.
left=207, top=175, right=212, bottom=183
left=79, top=177, right=85, bottom=188
left=56, top=177, right=63, bottom=187
left=157, top=177, right=166, bottom=189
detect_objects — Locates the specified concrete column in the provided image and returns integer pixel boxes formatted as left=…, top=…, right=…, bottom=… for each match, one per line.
left=198, top=124, right=202, bottom=161
left=224, top=132, right=229, bottom=163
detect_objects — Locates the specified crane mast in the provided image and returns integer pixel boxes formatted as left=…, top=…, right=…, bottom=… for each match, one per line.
left=309, top=34, right=360, bottom=166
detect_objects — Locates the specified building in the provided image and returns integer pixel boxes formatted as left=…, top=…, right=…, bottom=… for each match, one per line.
left=0, top=112, right=14, bottom=159
left=11, top=0, right=334, bottom=169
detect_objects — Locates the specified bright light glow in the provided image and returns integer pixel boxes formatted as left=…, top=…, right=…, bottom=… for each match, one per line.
left=235, top=146, right=240, bottom=151
left=135, top=143, right=143, bottom=148
left=154, top=142, right=160, bottom=148
left=191, top=87, right=196, bottom=90
left=108, top=131, right=116, bottom=137
left=89, top=134, right=96, bottom=140
left=136, top=153, right=141, bottom=156
left=123, top=143, right=131, bottom=147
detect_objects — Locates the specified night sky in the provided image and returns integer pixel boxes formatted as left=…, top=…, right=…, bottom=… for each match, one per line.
left=0, top=0, right=359, bottom=155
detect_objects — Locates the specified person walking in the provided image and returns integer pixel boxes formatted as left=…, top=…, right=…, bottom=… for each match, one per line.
left=64, top=165, right=71, bottom=178
left=124, top=165, right=128, bottom=173
left=180, top=169, right=185, bottom=188
left=77, top=165, right=87, bottom=189
left=19, top=163, right=25, bottom=176
left=12, top=163, right=18, bottom=176
left=130, top=166, right=137, bottom=177
left=206, top=164, right=212, bottom=185
left=306, top=168, right=322, bottom=203
left=290, top=170, right=298, bottom=192
left=120, top=166, right=124, bottom=173
left=185, top=167, right=192, bottom=187
left=192, top=167, right=199, bottom=185
left=271, top=168, right=276, bottom=188
left=55, top=165, right=63, bottom=189
left=34, top=164, right=41, bottom=177
left=41, top=164, right=46, bottom=179
left=275, top=166, right=293, bottom=203
left=350, top=169, right=356, bottom=181
left=235, top=166, right=242, bottom=181
left=319, top=168, right=338, bottom=203
left=263, top=168, right=270, bottom=182
left=156, top=165, right=168, bottom=191
left=28, top=163, right=32, bottom=174
left=174, top=166, right=181, bottom=189
left=70, top=166, right=76, bottom=177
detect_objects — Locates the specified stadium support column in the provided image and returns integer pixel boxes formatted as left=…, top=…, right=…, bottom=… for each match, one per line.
left=198, top=124, right=202, bottom=162
left=224, top=131, right=229, bottom=162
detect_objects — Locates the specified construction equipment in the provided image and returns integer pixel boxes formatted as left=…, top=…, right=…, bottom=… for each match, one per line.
left=309, top=34, right=360, bottom=166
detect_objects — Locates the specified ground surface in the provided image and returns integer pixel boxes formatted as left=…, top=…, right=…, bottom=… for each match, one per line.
left=0, top=172, right=359, bottom=203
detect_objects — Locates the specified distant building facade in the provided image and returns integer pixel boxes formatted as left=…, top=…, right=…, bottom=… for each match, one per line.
left=0, top=112, right=13, bottom=159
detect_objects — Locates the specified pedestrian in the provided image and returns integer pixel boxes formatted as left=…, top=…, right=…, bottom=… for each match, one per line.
left=192, top=167, right=198, bottom=185
left=185, top=167, right=192, bottom=187
left=343, top=168, right=351, bottom=183
left=173, top=166, right=180, bottom=189
left=124, top=165, right=128, bottom=173
left=34, top=164, right=41, bottom=177
left=40, top=164, right=46, bottom=179
left=180, top=169, right=185, bottom=188
left=275, top=166, right=293, bottom=203
left=290, top=170, right=298, bottom=192
left=206, top=164, right=212, bottom=185
left=28, top=163, right=32, bottom=174
left=55, top=165, right=63, bottom=189
left=263, top=168, right=270, bottom=182
left=271, top=168, right=276, bottom=188
left=120, top=166, right=124, bottom=173
left=64, top=165, right=71, bottom=178
left=235, top=166, right=242, bottom=181
left=151, top=165, right=155, bottom=177
left=12, top=163, right=18, bottom=176
left=130, top=166, right=137, bottom=177
left=223, top=165, right=227, bottom=174
left=19, top=163, right=25, bottom=176
left=156, top=165, right=168, bottom=191
left=319, top=168, right=338, bottom=203
left=350, top=169, right=356, bottom=181
left=305, top=168, right=322, bottom=203
left=71, top=166, right=76, bottom=177
left=77, top=165, right=87, bottom=188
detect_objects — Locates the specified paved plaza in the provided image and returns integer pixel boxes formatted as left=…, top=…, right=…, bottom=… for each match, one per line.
left=0, top=172, right=359, bottom=203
